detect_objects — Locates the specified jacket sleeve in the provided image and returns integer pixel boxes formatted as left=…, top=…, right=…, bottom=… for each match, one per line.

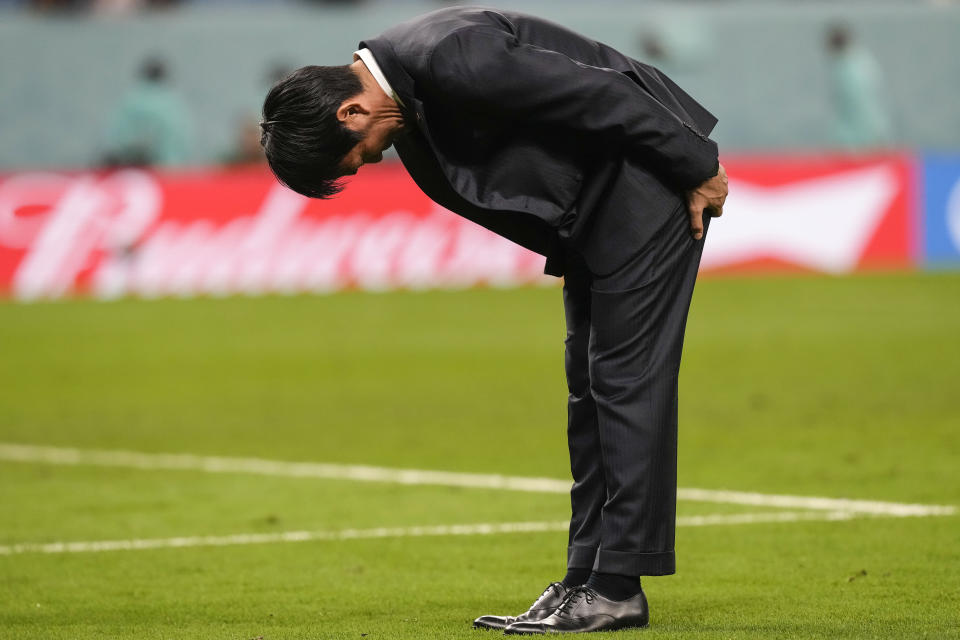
left=426, top=26, right=719, bottom=190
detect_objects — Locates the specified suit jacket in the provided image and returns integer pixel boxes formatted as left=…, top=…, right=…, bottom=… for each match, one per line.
left=360, top=6, right=719, bottom=276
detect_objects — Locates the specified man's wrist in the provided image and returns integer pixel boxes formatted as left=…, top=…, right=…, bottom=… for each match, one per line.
left=708, top=157, right=720, bottom=178
left=677, top=153, right=720, bottom=192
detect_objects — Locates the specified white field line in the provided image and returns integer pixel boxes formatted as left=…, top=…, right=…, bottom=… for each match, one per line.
left=676, top=488, right=955, bottom=517
left=0, top=443, right=955, bottom=518
left=0, top=511, right=857, bottom=556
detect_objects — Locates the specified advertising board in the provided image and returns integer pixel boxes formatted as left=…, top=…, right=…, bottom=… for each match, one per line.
left=0, top=165, right=549, bottom=300
left=0, top=153, right=919, bottom=300
left=706, top=154, right=915, bottom=274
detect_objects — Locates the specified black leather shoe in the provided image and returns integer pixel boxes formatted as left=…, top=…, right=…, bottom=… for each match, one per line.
left=503, top=586, right=648, bottom=634
left=473, top=582, right=570, bottom=631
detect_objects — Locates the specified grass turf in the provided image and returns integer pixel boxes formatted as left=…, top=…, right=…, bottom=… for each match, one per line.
left=1, top=272, right=958, bottom=638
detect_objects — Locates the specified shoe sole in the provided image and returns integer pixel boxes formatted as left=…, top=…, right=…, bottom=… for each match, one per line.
left=504, top=621, right=650, bottom=635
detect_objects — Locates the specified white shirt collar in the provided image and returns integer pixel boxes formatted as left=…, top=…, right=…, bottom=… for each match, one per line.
left=353, top=48, right=405, bottom=108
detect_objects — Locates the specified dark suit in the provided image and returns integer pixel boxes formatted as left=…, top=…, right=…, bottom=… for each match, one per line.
left=361, top=6, right=718, bottom=576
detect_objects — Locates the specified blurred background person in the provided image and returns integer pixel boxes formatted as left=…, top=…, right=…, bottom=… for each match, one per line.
left=264, top=61, right=294, bottom=90
left=635, top=19, right=711, bottom=76
left=29, top=0, right=81, bottom=10
left=100, top=56, right=193, bottom=168
left=216, top=61, right=296, bottom=167
left=826, top=23, right=895, bottom=150
left=92, top=0, right=179, bottom=14
left=219, top=116, right=266, bottom=166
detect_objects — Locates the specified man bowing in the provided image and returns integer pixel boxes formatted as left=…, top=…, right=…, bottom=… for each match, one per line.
left=260, top=6, right=728, bottom=634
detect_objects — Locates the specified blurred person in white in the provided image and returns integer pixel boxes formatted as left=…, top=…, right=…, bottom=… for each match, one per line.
left=826, top=23, right=894, bottom=149
left=101, top=56, right=193, bottom=167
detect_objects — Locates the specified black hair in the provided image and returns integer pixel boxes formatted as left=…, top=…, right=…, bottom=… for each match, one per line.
left=260, top=65, right=364, bottom=198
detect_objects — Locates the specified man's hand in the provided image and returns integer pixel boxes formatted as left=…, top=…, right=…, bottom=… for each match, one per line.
left=685, top=163, right=728, bottom=240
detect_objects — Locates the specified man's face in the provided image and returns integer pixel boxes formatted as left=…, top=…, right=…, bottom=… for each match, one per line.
left=337, top=120, right=394, bottom=176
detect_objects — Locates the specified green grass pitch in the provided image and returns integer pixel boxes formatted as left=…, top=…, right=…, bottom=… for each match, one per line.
left=1, top=272, right=958, bottom=639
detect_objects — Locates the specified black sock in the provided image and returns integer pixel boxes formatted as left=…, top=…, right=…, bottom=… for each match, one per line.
left=585, top=572, right=642, bottom=601
left=561, top=567, right=591, bottom=589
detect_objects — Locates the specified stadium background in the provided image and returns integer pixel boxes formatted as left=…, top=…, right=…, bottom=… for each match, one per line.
left=1, top=1, right=958, bottom=639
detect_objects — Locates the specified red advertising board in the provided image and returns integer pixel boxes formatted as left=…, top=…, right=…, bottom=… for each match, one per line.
left=0, top=165, right=549, bottom=300
left=0, top=154, right=916, bottom=300
left=705, top=154, right=915, bottom=274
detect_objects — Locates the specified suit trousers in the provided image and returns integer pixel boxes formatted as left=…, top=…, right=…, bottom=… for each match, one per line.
left=562, top=205, right=710, bottom=577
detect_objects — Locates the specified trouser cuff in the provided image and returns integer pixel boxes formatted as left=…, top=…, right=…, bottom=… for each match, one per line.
left=593, top=549, right=676, bottom=576
left=567, top=545, right=598, bottom=570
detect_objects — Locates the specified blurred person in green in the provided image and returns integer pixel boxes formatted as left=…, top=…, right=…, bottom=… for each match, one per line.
left=826, top=23, right=894, bottom=149
left=102, top=56, right=193, bottom=167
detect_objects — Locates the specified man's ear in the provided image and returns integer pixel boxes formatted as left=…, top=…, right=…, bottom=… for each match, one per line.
left=336, top=99, right=369, bottom=127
